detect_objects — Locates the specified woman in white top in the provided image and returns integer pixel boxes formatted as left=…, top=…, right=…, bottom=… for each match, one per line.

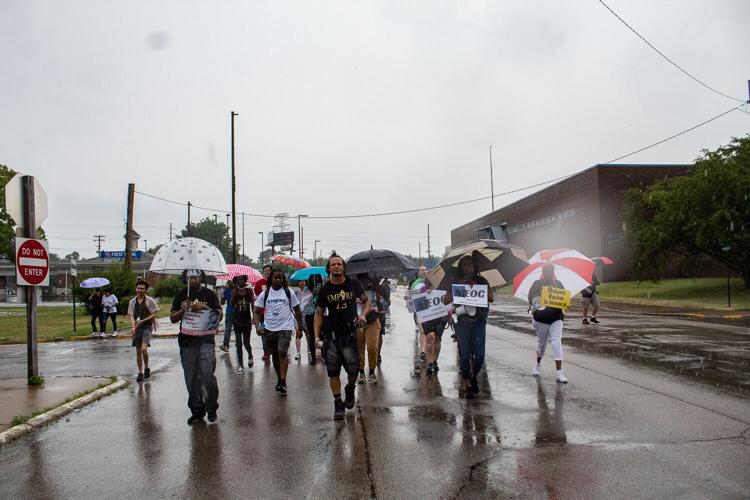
left=101, top=289, right=119, bottom=337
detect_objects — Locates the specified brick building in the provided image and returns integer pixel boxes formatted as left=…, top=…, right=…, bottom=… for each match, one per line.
left=451, top=164, right=692, bottom=281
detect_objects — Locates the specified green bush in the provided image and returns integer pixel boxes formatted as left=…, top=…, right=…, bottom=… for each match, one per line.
left=152, top=277, right=183, bottom=298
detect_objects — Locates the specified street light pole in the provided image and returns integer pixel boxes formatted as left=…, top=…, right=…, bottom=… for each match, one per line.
left=297, top=214, right=308, bottom=259
left=258, top=232, right=264, bottom=265
left=489, top=144, right=495, bottom=212
left=314, top=240, right=320, bottom=260
left=230, top=111, right=238, bottom=264
left=213, top=214, right=218, bottom=247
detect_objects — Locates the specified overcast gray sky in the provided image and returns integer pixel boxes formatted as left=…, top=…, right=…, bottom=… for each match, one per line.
left=2, top=0, right=748, bottom=261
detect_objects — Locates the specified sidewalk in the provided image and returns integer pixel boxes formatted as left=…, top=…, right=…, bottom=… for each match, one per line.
left=490, top=295, right=750, bottom=393
left=0, top=376, right=111, bottom=432
left=69, top=316, right=180, bottom=342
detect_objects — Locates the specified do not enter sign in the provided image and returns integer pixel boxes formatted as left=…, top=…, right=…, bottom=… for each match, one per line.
left=16, top=237, right=50, bottom=286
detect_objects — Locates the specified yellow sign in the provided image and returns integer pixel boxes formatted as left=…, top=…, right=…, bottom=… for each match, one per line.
left=539, top=286, right=571, bottom=310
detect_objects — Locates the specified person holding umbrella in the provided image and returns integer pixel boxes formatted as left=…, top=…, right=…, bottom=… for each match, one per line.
left=87, top=288, right=104, bottom=336
left=528, top=263, right=568, bottom=383
left=170, top=269, right=223, bottom=424
left=441, top=255, right=494, bottom=398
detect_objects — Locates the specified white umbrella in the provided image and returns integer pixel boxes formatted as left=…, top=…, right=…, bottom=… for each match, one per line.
left=79, top=277, right=110, bottom=289
left=149, top=237, right=228, bottom=276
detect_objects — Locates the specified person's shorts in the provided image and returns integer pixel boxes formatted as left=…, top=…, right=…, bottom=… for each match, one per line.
left=421, top=318, right=448, bottom=339
left=132, top=325, right=153, bottom=347
left=581, top=294, right=600, bottom=307
left=322, top=333, right=359, bottom=378
left=264, top=330, right=292, bottom=354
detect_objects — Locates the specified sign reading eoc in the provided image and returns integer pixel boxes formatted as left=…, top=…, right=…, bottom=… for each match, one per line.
left=451, top=284, right=488, bottom=307
left=16, top=237, right=49, bottom=286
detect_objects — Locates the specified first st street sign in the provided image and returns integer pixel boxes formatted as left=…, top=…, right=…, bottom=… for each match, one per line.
left=16, top=237, right=50, bottom=286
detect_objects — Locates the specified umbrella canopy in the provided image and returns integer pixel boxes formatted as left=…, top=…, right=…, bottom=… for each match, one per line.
left=428, top=239, right=529, bottom=290
left=513, top=249, right=595, bottom=301
left=149, top=237, right=228, bottom=275
left=591, top=256, right=615, bottom=265
left=289, top=266, right=328, bottom=282
left=215, top=264, right=263, bottom=284
left=79, top=277, right=110, bottom=289
left=346, top=248, right=418, bottom=277
left=270, top=254, right=311, bottom=270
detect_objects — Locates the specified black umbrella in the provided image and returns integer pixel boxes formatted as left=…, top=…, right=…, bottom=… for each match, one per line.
left=428, top=239, right=529, bottom=290
left=346, top=248, right=418, bottom=277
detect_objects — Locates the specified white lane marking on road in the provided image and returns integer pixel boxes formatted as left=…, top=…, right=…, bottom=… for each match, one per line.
left=58, top=348, right=76, bottom=355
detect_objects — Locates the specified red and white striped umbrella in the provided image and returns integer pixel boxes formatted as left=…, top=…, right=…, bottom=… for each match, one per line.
left=215, top=264, right=263, bottom=284
left=513, top=249, right=596, bottom=301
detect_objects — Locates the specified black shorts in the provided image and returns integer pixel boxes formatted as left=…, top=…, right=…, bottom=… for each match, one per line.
left=422, top=319, right=448, bottom=339
left=322, top=333, right=359, bottom=378
left=132, top=324, right=153, bottom=347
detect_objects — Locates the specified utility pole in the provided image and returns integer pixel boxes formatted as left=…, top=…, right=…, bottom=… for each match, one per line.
left=226, top=213, right=231, bottom=257
left=124, top=183, right=135, bottom=268
left=22, top=176, right=39, bottom=379
left=258, top=232, right=264, bottom=265
left=427, top=224, right=431, bottom=264
left=144, top=239, right=148, bottom=253
left=187, top=201, right=192, bottom=237
left=419, top=242, right=422, bottom=266
left=301, top=226, right=305, bottom=260
left=230, top=111, right=238, bottom=264
left=169, top=222, right=173, bottom=241
left=314, top=240, right=320, bottom=260
left=93, top=234, right=106, bottom=253
left=489, top=144, right=495, bottom=212
left=213, top=214, right=219, bottom=247
left=241, top=212, right=245, bottom=264
left=297, top=214, right=308, bottom=259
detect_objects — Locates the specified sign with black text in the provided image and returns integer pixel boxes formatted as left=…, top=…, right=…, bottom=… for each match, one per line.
left=16, top=237, right=49, bottom=286
left=412, top=290, right=451, bottom=323
left=451, top=284, right=488, bottom=307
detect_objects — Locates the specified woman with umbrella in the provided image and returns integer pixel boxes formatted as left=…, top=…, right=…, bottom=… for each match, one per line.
left=526, top=263, right=568, bottom=383
left=441, top=255, right=494, bottom=398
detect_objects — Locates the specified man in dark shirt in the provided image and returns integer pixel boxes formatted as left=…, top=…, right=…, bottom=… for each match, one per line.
left=314, top=253, right=370, bottom=420
left=170, top=269, right=223, bottom=424
left=527, top=263, right=568, bottom=383
left=581, top=273, right=601, bottom=325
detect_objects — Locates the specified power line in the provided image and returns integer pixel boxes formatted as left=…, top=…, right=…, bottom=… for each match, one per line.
left=597, top=0, right=746, bottom=103
left=603, top=105, right=745, bottom=164
left=134, top=104, right=745, bottom=220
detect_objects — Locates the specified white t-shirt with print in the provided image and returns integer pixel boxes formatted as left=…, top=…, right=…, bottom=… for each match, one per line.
left=255, top=287, right=299, bottom=332
left=102, top=295, right=118, bottom=314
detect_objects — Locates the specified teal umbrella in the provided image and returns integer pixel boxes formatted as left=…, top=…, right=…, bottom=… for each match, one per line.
left=289, top=267, right=328, bottom=282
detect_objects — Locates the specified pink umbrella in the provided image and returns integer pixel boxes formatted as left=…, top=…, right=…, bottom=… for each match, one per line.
left=513, top=249, right=596, bottom=301
left=216, top=264, right=263, bottom=284
left=270, top=254, right=311, bottom=270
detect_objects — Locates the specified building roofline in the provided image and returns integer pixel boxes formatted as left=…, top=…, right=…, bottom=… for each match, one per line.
left=453, top=163, right=692, bottom=233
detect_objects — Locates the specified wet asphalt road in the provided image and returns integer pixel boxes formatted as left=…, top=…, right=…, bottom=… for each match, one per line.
left=1, top=296, right=749, bottom=499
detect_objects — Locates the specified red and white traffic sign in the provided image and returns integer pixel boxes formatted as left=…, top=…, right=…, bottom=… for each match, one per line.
left=16, top=237, right=50, bottom=286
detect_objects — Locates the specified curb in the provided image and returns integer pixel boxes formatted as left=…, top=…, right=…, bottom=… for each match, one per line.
left=67, top=333, right=179, bottom=342
left=0, top=378, right=129, bottom=447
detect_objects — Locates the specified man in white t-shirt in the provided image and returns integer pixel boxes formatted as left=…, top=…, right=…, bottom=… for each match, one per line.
left=254, top=268, right=303, bottom=396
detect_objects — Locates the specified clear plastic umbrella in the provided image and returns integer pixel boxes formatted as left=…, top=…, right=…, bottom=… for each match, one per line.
left=79, top=277, right=110, bottom=289
left=149, top=237, right=228, bottom=276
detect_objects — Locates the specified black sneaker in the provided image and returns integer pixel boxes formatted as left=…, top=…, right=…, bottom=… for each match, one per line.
left=419, top=352, right=427, bottom=361
left=582, top=318, right=590, bottom=325
left=470, top=377, right=480, bottom=395
left=278, top=381, right=288, bottom=396
left=136, top=373, right=144, bottom=383
left=274, top=380, right=281, bottom=392
left=434, top=362, right=440, bottom=372
left=426, top=362, right=435, bottom=374
left=344, top=384, right=356, bottom=409
left=377, top=355, right=382, bottom=365
left=144, top=367, right=151, bottom=379
left=334, top=399, right=345, bottom=420
left=207, top=413, right=217, bottom=423
left=219, top=344, right=229, bottom=353
left=247, top=358, right=254, bottom=369
left=187, top=414, right=205, bottom=425
left=590, top=317, right=600, bottom=324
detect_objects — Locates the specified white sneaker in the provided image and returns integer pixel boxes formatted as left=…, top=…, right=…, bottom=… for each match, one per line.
left=555, top=371, right=568, bottom=383
left=99, top=332, right=106, bottom=338
left=111, top=331, right=118, bottom=337
left=237, top=366, right=245, bottom=375
left=532, top=363, right=541, bottom=377
left=91, top=332, right=98, bottom=337
left=367, top=373, right=378, bottom=384
left=357, top=372, right=366, bottom=384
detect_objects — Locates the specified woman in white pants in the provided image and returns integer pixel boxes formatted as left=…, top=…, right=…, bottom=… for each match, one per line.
left=527, top=264, right=568, bottom=383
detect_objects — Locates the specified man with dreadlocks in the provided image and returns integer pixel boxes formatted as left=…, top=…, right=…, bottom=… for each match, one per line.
left=314, top=252, right=371, bottom=420
left=254, top=267, right=303, bottom=396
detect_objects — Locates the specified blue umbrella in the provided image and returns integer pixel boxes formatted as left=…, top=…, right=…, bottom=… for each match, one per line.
left=289, top=267, right=328, bottom=282
left=79, top=277, right=110, bottom=289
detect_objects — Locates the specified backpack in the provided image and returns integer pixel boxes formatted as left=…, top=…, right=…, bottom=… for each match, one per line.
left=263, top=285, right=294, bottom=312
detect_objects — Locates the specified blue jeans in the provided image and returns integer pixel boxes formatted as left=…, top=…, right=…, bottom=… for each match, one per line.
left=454, top=318, right=487, bottom=380
left=180, top=343, right=219, bottom=416
left=222, top=309, right=234, bottom=346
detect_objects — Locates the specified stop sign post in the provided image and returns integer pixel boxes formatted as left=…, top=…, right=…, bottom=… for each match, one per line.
left=16, top=238, right=50, bottom=286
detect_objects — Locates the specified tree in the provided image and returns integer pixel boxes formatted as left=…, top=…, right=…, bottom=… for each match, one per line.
left=180, top=217, right=232, bottom=261
left=0, top=165, right=17, bottom=261
left=624, top=135, right=750, bottom=288
left=64, top=251, right=80, bottom=261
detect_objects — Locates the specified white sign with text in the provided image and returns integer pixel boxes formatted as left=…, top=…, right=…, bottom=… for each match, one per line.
left=451, top=284, right=488, bottom=308
left=412, top=290, right=451, bottom=323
